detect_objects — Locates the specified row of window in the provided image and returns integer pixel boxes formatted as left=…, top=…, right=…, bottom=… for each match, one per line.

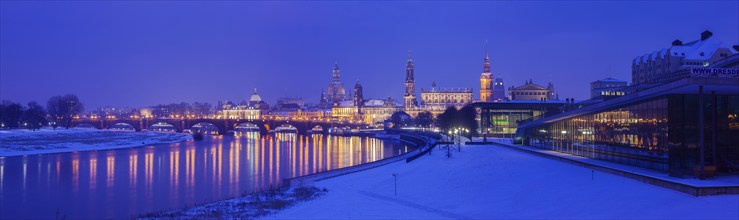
left=682, top=61, right=708, bottom=66
left=511, top=91, right=549, bottom=96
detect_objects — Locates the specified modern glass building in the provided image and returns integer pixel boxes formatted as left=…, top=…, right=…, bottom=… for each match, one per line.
left=472, top=101, right=567, bottom=136
left=516, top=76, right=739, bottom=177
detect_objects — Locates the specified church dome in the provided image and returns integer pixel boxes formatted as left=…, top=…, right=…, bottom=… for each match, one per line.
left=249, top=88, right=262, bottom=102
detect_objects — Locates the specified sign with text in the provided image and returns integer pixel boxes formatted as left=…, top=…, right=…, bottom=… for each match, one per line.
left=691, top=68, right=739, bottom=78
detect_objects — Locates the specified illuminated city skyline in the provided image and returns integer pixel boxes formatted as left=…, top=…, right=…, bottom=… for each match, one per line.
left=1, top=1, right=737, bottom=109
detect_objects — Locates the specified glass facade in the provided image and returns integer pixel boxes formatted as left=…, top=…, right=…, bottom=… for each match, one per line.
left=479, top=109, right=544, bottom=135
left=519, top=95, right=739, bottom=176
left=475, top=102, right=565, bottom=136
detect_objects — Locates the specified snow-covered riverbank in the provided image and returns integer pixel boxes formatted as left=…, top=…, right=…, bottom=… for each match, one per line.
left=0, top=128, right=192, bottom=157
left=263, top=143, right=739, bottom=219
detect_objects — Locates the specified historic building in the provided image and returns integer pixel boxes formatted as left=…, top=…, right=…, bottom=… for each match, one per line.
left=331, top=97, right=399, bottom=124
left=353, top=81, right=364, bottom=108
left=327, top=63, right=347, bottom=104
left=479, top=43, right=493, bottom=102
left=219, top=88, right=266, bottom=120
left=404, top=51, right=418, bottom=110
left=508, top=80, right=557, bottom=101
left=480, top=42, right=495, bottom=102
left=419, top=82, right=473, bottom=116
left=632, top=30, right=738, bottom=88
left=360, top=98, right=399, bottom=124
left=492, top=78, right=506, bottom=101
left=590, top=77, right=627, bottom=99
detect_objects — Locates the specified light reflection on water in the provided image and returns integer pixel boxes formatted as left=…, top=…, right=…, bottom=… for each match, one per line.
left=0, top=133, right=411, bottom=219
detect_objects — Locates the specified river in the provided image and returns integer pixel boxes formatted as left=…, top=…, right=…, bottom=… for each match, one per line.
left=0, top=132, right=413, bottom=219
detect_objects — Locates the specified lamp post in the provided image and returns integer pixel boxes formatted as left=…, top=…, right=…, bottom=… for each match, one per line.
left=392, top=173, right=398, bottom=196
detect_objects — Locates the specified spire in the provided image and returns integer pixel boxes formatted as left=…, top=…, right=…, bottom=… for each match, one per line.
left=253, top=88, right=257, bottom=94
left=405, top=50, right=414, bottom=81
left=332, top=62, right=341, bottom=81
left=483, top=40, right=491, bottom=73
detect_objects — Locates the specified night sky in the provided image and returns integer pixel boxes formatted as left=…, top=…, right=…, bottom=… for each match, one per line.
left=1, top=1, right=737, bottom=110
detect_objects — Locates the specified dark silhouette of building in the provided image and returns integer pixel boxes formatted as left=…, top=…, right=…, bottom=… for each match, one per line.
left=327, top=63, right=347, bottom=104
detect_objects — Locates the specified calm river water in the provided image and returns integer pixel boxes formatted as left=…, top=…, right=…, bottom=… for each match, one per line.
left=0, top=132, right=412, bottom=219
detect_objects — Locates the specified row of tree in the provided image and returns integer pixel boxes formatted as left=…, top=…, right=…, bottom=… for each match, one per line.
left=0, top=94, right=84, bottom=130
left=436, top=106, right=478, bottom=138
left=388, top=105, right=478, bottom=138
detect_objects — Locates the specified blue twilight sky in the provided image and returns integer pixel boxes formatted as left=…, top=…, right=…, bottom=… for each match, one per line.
left=1, top=1, right=737, bottom=110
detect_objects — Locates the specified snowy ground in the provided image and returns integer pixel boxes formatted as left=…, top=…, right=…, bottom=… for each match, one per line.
left=265, top=143, right=739, bottom=219
left=0, top=128, right=191, bottom=157
left=145, top=187, right=326, bottom=219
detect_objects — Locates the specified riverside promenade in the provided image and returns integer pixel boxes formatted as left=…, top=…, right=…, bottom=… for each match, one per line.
left=480, top=138, right=739, bottom=196
left=265, top=142, right=739, bottom=219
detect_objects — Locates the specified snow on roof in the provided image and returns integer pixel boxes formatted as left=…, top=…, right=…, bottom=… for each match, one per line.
left=337, top=100, right=354, bottom=107
left=634, top=36, right=737, bottom=63
left=363, top=99, right=386, bottom=107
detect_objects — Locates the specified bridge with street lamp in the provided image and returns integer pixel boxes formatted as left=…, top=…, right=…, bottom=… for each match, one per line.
left=71, top=116, right=370, bottom=134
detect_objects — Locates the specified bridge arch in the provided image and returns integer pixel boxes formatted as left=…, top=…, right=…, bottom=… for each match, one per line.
left=310, top=125, right=324, bottom=132
left=191, top=122, right=220, bottom=135
left=274, top=124, right=298, bottom=133
left=110, top=123, right=135, bottom=131
left=148, top=122, right=177, bottom=133
left=235, top=122, right=260, bottom=131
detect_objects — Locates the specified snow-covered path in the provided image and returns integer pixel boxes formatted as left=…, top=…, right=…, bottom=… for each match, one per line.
left=266, top=144, right=739, bottom=219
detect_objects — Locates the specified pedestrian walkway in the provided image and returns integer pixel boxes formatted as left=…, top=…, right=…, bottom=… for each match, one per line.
left=486, top=138, right=739, bottom=196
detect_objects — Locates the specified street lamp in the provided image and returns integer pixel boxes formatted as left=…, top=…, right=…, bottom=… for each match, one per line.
left=392, top=173, right=398, bottom=196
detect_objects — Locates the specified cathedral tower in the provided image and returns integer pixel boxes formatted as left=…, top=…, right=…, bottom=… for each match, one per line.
left=404, top=51, right=417, bottom=109
left=354, top=80, right=364, bottom=107
left=480, top=41, right=493, bottom=102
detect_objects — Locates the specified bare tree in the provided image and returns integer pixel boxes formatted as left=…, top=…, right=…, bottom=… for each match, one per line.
left=47, top=94, right=84, bottom=129
left=22, top=102, right=47, bottom=131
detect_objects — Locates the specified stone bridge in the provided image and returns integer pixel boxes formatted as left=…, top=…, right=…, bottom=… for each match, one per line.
left=71, top=118, right=367, bottom=134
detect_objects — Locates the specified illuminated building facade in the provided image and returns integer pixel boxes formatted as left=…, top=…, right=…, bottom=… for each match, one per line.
left=219, top=88, right=267, bottom=120
left=480, top=43, right=493, bottom=102
left=474, top=101, right=566, bottom=136
left=590, top=77, right=627, bottom=99
left=516, top=75, right=739, bottom=177
left=404, top=51, right=418, bottom=110
left=360, top=98, right=399, bottom=124
left=419, top=83, right=473, bottom=116
left=508, top=80, right=557, bottom=101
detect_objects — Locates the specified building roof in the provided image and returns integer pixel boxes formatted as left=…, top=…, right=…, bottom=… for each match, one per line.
left=420, top=88, right=473, bottom=93
left=337, top=100, right=354, bottom=107
left=594, top=77, right=627, bottom=83
left=249, top=88, right=262, bottom=102
left=363, top=99, right=386, bottom=107
left=634, top=34, right=738, bottom=63
left=511, top=83, right=547, bottom=90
